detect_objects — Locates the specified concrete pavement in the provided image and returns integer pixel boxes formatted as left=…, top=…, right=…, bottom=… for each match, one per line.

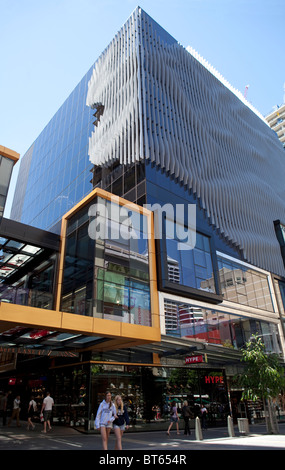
left=0, top=421, right=285, bottom=451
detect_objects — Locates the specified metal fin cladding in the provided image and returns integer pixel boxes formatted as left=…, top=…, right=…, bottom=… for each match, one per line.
left=86, top=7, right=285, bottom=277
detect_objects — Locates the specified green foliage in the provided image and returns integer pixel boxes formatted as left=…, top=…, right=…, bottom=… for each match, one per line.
left=168, top=368, right=198, bottom=389
left=238, top=334, right=285, bottom=402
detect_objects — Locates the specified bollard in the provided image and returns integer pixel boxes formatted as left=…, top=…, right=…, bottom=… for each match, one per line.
left=195, top=416, right=203, bottom=441
left=227, top=415, right=235, bottom=437
left=90, top=413, right=94, bottom=430
left=237, top=418, right=249, bottom=435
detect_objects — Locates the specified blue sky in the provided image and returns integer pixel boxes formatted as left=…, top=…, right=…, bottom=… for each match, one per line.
left=1, top=0, right=285, bottom=214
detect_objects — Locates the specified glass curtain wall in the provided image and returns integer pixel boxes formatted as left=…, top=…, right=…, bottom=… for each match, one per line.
left=217, top=256, right=274, bottom=311
left=164, top=299, right=281, bottom=354
left=0, top=155, right=14, bottom=218
left=60, top=196, right=151, bottom=326
left=11, top=66, right=95, bottom=231
left=165, top=221, right=216, bottom=293
left=274, top=279, right=285, bottom=337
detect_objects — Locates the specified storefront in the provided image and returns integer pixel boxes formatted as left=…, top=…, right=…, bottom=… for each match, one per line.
left=47, top=358, right=231, bottom=431
left=2, top=348, right=283, bottom=430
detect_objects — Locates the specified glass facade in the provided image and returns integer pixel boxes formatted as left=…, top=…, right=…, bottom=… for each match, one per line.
left=11, top=66, right=95, bottom=232
left=217, top=256, right=274, bottom=311
left=0, top=155, right=15, bottom=218
left=275, top=279, right=285, bottom=316
left=88, top=364, right=229, bottom=428
left=92, top=160, right=146, bottom=206
left=61, top=195, right=151, bottom=326
left=274, top=279, right=285, bottom=338
left=164, top=298, right=281, bottom=354
left=0, top=229, right=57, bottom=311
left=49, top=361, right=230, bottom=429
left=166, top=226, right=216, bottom=293
left=0, top=239, right=42, bottom=280
left=0, top=258, right=56, bottom=310
left=2, top=7, right=285, bottom=436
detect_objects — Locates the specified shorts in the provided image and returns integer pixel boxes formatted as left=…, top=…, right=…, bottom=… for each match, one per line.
left=170, top=416, right=178, bottom=422
left=100, top=423, right=113, bottom=429
left=113, top=424, right=125, bottom=431
left=43, top=410, right=52, bottom=421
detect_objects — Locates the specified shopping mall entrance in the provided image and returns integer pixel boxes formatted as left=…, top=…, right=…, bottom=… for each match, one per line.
left=0, top=359, right=232, bottom=430
left=47, top=362, right=231, bottom=431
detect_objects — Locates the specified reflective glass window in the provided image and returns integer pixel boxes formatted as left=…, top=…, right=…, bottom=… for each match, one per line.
left=61, top=195, right=151, bottom=326
left=164, top=299, right=281, bottom=354
left=217, top=256, right=274, bottom=311
left=165, top=225, right=216, bottom=293
left=0, top=156, right=14, bottom=197
left=274, top=279, right=285, bottom=316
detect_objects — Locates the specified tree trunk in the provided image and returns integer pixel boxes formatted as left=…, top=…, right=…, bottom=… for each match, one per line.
left=263, top=398, right=279, bottom=434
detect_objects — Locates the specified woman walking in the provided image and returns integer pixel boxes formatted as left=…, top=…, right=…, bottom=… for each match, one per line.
left=113, top=395, right=130, bottom=450
left=167, top=401, right=180, bottom=435
left=95, top=392, right=117, bottom=450
left=27, top=395, right=37, bottom=430
left=181, top=400, right=192, bottom=435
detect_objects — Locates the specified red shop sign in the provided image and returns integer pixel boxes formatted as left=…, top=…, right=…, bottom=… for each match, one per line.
left=205, top=376, right=224, bottom=384
left=185, top=355, right=203, bottom=364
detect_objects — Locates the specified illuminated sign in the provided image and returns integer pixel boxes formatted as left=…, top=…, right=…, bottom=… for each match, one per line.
left=205, top=375, right=224, bottom=384
left=185, top=355, right=203, bottom=364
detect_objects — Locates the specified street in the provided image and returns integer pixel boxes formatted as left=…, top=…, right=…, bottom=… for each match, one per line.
left=1, top=421, right=285, bottom=452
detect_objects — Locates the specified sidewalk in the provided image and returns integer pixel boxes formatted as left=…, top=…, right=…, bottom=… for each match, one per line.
left=0, top=421, right=285, bottom=450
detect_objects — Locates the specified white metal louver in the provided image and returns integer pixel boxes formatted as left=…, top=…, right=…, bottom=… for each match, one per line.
left=86, top=7, right=285, bottom=278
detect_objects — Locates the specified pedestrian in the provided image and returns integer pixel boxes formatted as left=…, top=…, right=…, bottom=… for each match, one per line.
left=41, top=391, right=54, bottom=433
left=0, top=392, right=4, bottom=425
left=8, top=395, right=21, bottom=427
left=95, top=391, right=117, bottom=450
left=181, top=400, right=192, bottom=435
left=27, top=395, right=37, bottom=430
left=1, top=391, right=11, bottom=426
left=113, top=395, right=130, bottom=450
left=200, top=404, right=208, bottom=429
left=166, top=401, right=180, bottom=435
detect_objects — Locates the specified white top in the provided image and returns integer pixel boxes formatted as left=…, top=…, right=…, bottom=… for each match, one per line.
left=43, top=395, right=54, bottom=411
left=29, top=399, right=37, bottom=411
left=95, top=400, right=116, bottom=428
left=13, top=398, right=20, bottom=409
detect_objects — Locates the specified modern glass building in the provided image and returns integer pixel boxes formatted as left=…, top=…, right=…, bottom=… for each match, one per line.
left=0, top=146, right=19, bottom=219
left=1, top=7, right=285, bottom=429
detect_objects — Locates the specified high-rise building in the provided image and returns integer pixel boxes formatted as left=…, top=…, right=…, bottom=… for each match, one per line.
left=1, top=7, right=285, bottom=428
left=265, top=102, right=285, bottom=150
left=0, top=146, right=19, bottom=219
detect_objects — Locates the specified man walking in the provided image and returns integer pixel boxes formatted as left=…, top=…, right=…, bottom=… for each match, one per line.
left=8, top=395, right=21, bottom=427
left=41, top=391, right=54, bottom=433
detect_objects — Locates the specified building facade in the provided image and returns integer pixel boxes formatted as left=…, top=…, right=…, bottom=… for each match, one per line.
left=265, top=102, right=285, bottom=150
left=0, top=146, right=19, bottom=219
left=1, top=7, right=285, bottom=429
